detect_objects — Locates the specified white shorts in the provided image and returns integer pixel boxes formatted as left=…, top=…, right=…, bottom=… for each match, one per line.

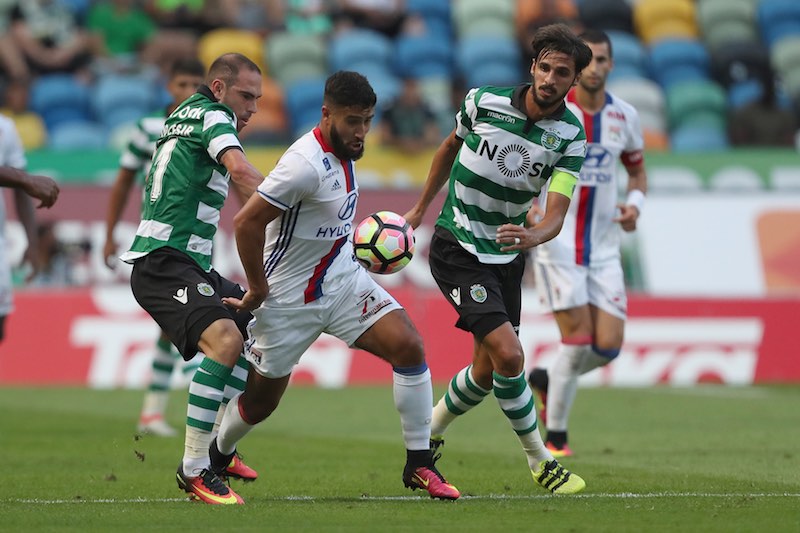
left=535, top=261, right=627, bottom=319
left=246, top=267, right=402, bottom=378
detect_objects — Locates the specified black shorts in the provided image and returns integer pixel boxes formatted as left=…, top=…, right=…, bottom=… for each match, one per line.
left=129, top=247, right=252, bottom=360
left=429, top=226, right=524, bottom=339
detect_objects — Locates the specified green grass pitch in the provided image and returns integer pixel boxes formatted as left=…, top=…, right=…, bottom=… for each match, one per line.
left=1, top=385, right=798, bottom=531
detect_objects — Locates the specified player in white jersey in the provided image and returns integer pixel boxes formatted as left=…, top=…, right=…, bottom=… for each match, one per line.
left=102, top=58, right=205, bottom=437
left=0, top=115, right=59, bottom=342
left=215, top=71, right=460, bottom=500
left=529, top=29, right=648, bottom=457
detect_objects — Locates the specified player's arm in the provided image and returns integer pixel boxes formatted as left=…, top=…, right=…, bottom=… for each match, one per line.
left=11, top=187, right=42, bottom=280
left=0, top=166, right=59, bottom=207
left=613, top=153, right=647, bottom=232
left=222, top=194, right=283, bottom=313
left=497, top=171, right=576, bottom=251
left=403, top=128, right=462, bottom=228
left=103, top=167, right=137, bottom=268
left=220, top=148, right=264, bottom=205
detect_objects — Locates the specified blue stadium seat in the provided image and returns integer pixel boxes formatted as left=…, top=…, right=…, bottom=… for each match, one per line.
left=395, top=34, right=453, bottom=79
left=329, top=29, right=393, bottom=73
left=92, top=74, right=155, bottom=129
left=465, top=62, right=521, bottom=89
left=48, top=121, right=108, bottom=150
left=457, top=36, right=521, bottom=87
left=606, top=31, right=648, bottom=81
left=649, top=39, right=710, bottom=89
left=757, top=0, right=800, bottom=48
left=30, top=74, right=92, bottom=130
left=284, top=78, right=327, bottom=139
left=406, top=0, right=452, bottom=38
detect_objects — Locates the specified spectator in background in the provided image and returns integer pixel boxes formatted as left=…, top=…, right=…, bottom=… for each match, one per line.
left=216, top=0, right=286, bottom=34
left=141, top=0, right=214, bottom=75
left=87, top=0, right=156, bottom=68
left=334, top=0, right=406, bottom=38
left=728, top=72, right=798, bottom=148
left=0, top=79, right=47, bottom=150
left=284, top=0, right=333, bottom=35
left=380, top=78, right=440, bottom=154
left=0, top=115, right=60, bottom=342
left=28, top=220, right=85, bottom=287
left=516, top=0, right=582, bottom=57
left=8, top=0, right=102, bottom=79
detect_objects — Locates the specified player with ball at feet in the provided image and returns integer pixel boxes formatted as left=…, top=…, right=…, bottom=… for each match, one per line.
left=404, top=24, right=591, bottom=495
left=216, top=70, right=459, bottom=501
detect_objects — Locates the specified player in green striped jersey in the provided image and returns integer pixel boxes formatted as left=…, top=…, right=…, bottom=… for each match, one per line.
left=405, top=24, right=592, bottom=494
left=103, top=58, right=205, bottom=437
left=122, top=53, right=265, bottom=504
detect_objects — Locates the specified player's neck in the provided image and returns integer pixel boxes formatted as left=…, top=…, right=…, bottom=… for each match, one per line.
left=574, top=86, right=606, bottom=114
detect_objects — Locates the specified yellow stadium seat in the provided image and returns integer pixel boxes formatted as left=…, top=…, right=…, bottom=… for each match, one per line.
left=634, top=0, right=699, bottom=44
left=197, top=28, right=265, bottom=71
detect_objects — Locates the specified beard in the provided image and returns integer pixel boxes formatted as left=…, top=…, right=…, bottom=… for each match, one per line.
left=532, top=85, right=568, bottom=110
left=330, top=123, right=365, bottom=161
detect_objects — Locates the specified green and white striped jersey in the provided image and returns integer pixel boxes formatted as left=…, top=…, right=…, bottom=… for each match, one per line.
left=437, top=84, right=586, bottom=264
left=119, top=110, right=167, bottom=176
left=121, top=87, right=243, bottom=272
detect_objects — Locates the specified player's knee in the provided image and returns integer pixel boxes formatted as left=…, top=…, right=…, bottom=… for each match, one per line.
left=239, top=392, right=280, bottom=424
left=205, top=323, right=244, bottom=366
left=388, top=332, right=425, bottom=367
left=491, top=344, right=525, bottom=375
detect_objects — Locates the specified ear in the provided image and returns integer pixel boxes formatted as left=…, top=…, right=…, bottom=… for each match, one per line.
left=529, top=59, right=536, bottom=77
left=209, top=78, right=225, bottom=98
left=572, top=72, right=581, bottom=87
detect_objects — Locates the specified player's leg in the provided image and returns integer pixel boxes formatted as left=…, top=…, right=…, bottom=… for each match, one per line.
left=137, top=332, right=179, bottom=436
left=529, top=261, right=593, bottom=455
left=129, top=250, right=245, bottom=504
left=353, top=306, right=460, bottom=500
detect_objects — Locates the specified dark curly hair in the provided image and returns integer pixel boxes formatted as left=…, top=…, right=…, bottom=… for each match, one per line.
left=324, top=71, right=377, bottom=109
left=531, top=23, right=593, bottom=74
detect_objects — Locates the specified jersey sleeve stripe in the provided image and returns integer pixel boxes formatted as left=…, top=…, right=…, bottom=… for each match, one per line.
left=258, top=190, right=290, bottom=210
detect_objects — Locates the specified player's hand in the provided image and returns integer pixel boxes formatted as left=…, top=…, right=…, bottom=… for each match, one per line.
left=103, top=240, right=118, bottom=269
left=223, top=286, right=268, bottom=313
left=496, top=223, right=532, bottom=252
left=613, top=203, right=639, bottom=232
left=24, top=174, right=59, bottom=208
left=402, top=207, right=423, bottom=229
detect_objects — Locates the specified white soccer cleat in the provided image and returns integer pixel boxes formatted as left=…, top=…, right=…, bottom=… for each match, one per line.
left=137, top=415, right=179, bottom=437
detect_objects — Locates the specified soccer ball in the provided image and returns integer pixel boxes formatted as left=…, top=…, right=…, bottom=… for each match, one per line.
left=353, top=211, right=415, bottom=274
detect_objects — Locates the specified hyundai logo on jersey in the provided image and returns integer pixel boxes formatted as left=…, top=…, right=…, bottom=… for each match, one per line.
left=338, top=191, right=358, bottom=220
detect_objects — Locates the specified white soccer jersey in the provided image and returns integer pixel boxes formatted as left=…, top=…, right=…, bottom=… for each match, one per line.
left=0, top=115, right=27, bottom=315
left=536, top=88, right=644, bottom=266
left=257, top=127, right=361, bottom=306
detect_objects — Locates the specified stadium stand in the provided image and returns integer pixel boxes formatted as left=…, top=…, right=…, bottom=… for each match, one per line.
left=578, top=0, right=633, bottom=34
left=453, top=0, right=515, bottom=39
left=197, top=28, right=265, bottom=71
left=633, top=0, right=699, bottom=45
left=30, top=74, right=92, bottom=131
left=756, top=0, right=800, bottom=48
left=265, top=32, right=328, bottom=86
left=649, top=38, right=711, bottom=90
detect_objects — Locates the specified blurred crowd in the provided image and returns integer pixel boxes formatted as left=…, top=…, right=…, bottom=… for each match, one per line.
left=1, top=0, right=799, bottom=153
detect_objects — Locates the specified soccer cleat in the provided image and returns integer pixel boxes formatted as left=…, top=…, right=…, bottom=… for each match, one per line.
left=137, top=415, right=178, bottom=437
left=403, top=451, right=460, bottom=500
left=209, top=438, right=258, bottom=481
left=528, top=368, right=549, bottom=426
left=176, top=465, right=244, bottom=504
left=545, top=441, right=574, bottom=458
left=532, top=459, right=585, bottom=495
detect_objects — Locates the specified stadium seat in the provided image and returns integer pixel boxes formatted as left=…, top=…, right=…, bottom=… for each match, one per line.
left=265, top=32, right=327, bottom=86
left=91, top=74, right=155, bottom=129
left=29, top=74, right=92, bottom=130
left=770, top=35, right=800, bottom=78
left=608, top=78, right=668, bottom=133
left=727, top=79, right=765, bottom=109
left=757, top=0, right=800, bottom=48
left=9, top=113, right=47, bottom=150
left=578, top=0, right=633, bottom=33
left=283, top=77, right=327, bottom=139
left=606, top=31, right=648, bottom=81
left=198, top=28, right=264, bottom=71
left=457, top=36, right=522, bottom=88
left=697, top=0, right=758, bottom=51
left=406, top=0, right=452, bottom=37
left=642, top=128, right=669, bottom=151
left=395, top=34, right=453, bottom=79
left=48, top=120, right=108, bottom=150
left=666, top=80, right=727, bottom=131
left=634, top=0, right=699, bottom=44
left=329, top=29, right=393, bottom=73
left=649, top=39, right=711, bottom=90
left=453, top=0, right=515, bottom=38
left=239, top=77, right=288, bottom=145
left=670, top=124, right=729, bottom=153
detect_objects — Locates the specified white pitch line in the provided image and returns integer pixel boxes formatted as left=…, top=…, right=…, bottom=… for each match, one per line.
left=5, top=493, right=800, bottom=504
